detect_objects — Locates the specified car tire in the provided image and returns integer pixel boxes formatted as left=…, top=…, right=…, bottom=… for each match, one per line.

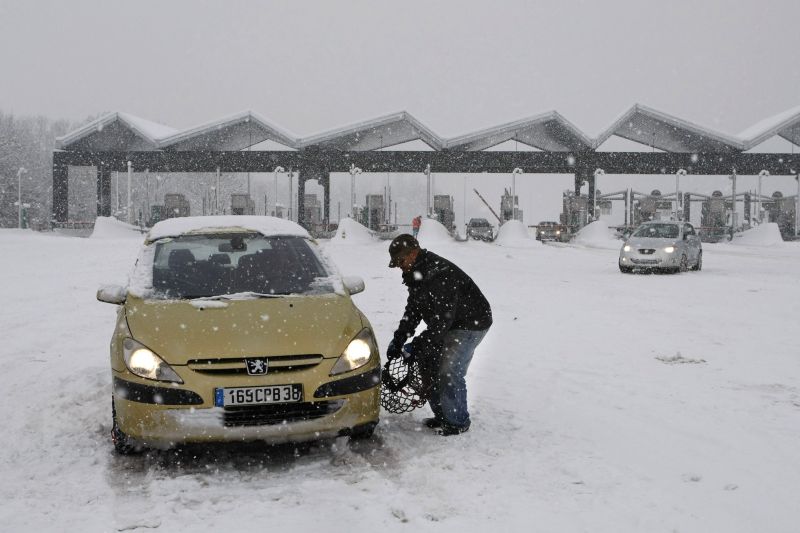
left=619, top=263, right=633, bottom=273
left=348, top=421, right=378, bottom=441
left=692, top=251, right=703, bottom=271
left=111, top=399, right=141, bottom=455
left=678, top=254, right=688, bottom=273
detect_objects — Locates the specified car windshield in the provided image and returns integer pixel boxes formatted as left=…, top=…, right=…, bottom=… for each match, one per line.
left=469, top=219, right=490, bottom=227
left=148, top=233, right=334, bottom=299
left=632, top=223, right=679, bottom=239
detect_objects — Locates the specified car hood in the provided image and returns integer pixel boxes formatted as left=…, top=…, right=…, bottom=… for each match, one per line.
left=626, top=237, right=678, bottom=248
left=124, top=294, right=364, bottom=365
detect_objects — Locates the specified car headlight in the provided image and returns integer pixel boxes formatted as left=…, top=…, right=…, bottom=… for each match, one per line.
left=331, top=329, right=376, bottom=375
left=556, top=230, right=561, bottom=235
left=663, top=246, right=675, bottom=253
left=623, top=244, right=631, bottom=252
left=123, top=338, right=183, bottom=383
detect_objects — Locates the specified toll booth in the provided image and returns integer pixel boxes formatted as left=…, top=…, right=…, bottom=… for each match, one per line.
left=362, top=194, right=385, bottom=231
left=302, top=194, right=323, bottom=227
left=164, top=194, right=190, bottom=219
left=634, top=190, right=672, bottom=224
left=433, top=194, right=456, bottom=231
left=594, top=189, right=613, bottom=217
left=500, top=189, right=522, bottom=223
left=763, top=191, right=797, bottom=240
left=701, top=191, right=729, bottom=227
left=231, top=194, right=255, bottom=215
left=561, top=190, right=588, bottom=230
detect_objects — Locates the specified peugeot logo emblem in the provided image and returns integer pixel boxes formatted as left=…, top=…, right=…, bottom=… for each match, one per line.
left=245, top=358, right=269, bottom=375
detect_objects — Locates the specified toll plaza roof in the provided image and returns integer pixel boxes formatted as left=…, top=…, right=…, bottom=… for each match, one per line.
left=444, top=111, right=593, bottom=152
left=56, top=104, right=800, bottom=154
left=296, top=111, right=444, bottom=151
left=158, top=111, right=298, bottom=151
left=594, top=104, right=744, bottom=153
left=738, top=105, right=800, bottom=150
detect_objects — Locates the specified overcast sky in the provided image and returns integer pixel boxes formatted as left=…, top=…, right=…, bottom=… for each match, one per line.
left=2, top=0, right=799, bottom=138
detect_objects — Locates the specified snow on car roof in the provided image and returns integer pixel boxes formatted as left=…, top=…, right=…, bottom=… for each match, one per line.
left=147, top=216, right=310, bottom=242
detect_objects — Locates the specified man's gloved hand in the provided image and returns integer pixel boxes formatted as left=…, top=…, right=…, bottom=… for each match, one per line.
left=386, top=340, right=402, bottom=361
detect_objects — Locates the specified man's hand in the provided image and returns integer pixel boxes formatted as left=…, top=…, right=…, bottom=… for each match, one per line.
left=386, top=340, right=402, bottom=361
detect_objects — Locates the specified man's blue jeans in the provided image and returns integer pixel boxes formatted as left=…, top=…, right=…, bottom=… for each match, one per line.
left=428, top=328, right=488, bottom=428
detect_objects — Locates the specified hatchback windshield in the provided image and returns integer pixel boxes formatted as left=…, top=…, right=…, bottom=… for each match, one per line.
left=149, top=233, right=333, bottom=298
left=632, top=223, right=679, bottom=239
left=469, top=218, right=490, bottom=227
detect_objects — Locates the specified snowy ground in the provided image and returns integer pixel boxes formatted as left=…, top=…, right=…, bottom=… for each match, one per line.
left=1, top=221, right=799, bottom=532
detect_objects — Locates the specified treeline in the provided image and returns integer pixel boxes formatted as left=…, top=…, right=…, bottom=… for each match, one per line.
left=0, top=111, right=88, bottom=229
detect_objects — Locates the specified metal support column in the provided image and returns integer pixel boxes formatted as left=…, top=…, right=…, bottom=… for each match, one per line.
left=52, top=157, right=69, bottom=223
left=96, top=165, right=112, bottom=217
left=323, top=172, right=331, bottom=229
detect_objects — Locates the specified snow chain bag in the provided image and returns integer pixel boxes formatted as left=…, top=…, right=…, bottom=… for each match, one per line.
left=380, top=357, right=427, bottom=413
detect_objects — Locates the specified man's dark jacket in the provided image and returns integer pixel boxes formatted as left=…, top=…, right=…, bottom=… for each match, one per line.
left=391, top=249, right=492, bottom=353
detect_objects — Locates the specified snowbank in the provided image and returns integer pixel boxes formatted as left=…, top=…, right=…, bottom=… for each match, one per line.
left=572, top=220, right=620, bottom=249
left=332, top=217, right=376, bottom=243
left=90, top=217, right=145, bottom=239
left=416, top=217, right=452, bottom=245
left=494, top=220, right=534, bottom=246
left=730, top=223, right=785, bottom=247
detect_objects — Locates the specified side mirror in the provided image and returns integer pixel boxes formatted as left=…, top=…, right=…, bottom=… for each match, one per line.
left=97, top=284, right=127, bottom=304
left=342, top=276, right=365, bottom=295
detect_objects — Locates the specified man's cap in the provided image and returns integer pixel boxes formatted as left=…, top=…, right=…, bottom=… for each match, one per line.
left=388, top=233, right=420, bottom=267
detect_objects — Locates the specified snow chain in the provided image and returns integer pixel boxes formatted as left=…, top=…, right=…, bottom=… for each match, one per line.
left=380, top=357, right=427, bottom=413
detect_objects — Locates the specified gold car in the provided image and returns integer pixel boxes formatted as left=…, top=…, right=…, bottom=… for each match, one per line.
left=97, top=216, right=380, bottom=453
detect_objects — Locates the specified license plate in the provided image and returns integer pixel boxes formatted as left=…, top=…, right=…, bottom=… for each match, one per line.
left=214, top=384, right=303, bottom=407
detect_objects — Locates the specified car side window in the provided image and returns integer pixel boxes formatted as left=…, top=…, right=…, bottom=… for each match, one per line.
left=683, top=224, right=695, bottom=236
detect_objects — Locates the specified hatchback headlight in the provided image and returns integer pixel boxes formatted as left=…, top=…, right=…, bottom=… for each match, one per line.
left=663, top=246, right=675, bottom=253
left=623, top=244, right=631, bottom=252
left=331, top=329, right=376, bottom=375
left=123, top=338, right=183, bottom=383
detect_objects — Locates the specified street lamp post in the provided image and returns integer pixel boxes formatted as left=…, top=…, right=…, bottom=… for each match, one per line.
left=127, top=161, right=133, bottom=224
left=512, top=168, right=523, bottom=221
left=16, top=167, right=27, bottom=228
left=349, top=164, right=362, bottom=219
left=758, top=170, right=769, bottom=223
left=273, top=166, right=285, bottom=217
left=675, top=169, right=687, bottom=221
left=423, top=164, right=432, bottom=217
left=593, top=168, right=605, bottom=221
left=288, top=169, right=294, bottom=222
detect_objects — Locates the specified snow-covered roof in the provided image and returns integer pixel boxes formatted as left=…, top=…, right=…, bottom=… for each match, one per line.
left=444, top=111, right=593, bottom=151
left=296, top=111, right=444, bottom=151
left=56, top=104, right=800, bottom=154
left=146, top=216, right=310, bottom=242
left=56, top=112, right=178, bottom=151
left=594, top=104, right=744, bottom=153
left=159, top=111, right=298, bottom=151
left=738, top=105, right=800, bottom=150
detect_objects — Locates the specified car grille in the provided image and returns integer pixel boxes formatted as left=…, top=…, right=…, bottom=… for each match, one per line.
left=639, top=249, right=656, bottom=255
left=188, top=354, right=323, bottom=375
left=631, top=259, right=659, bottom=264
left=223, top=400, right=343, bottom=427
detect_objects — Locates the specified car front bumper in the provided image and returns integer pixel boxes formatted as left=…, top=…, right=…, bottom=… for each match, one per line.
left=619, top=250, right=680, bottom=268
left=112, top=365, right=381, bottom=447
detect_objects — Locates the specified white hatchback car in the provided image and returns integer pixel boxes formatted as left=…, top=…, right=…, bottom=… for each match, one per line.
left=619, top=221, right=702, bottom=273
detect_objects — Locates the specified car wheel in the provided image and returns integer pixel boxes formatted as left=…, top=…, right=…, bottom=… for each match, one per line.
left=348, top=421, right=378, bottom=441
left=692, top=251, right=703, bottom=271
left=678, top=254, right=688, bottom=273
left=619, top=263, right=633, bottom=273
left=111, top=399, right=140, bottom=455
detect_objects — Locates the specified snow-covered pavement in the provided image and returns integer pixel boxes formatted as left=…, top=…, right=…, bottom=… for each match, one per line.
left=1, top=222, right=798, bottom=532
